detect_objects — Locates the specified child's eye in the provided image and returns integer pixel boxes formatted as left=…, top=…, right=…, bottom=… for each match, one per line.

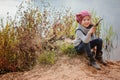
left=83, top=19, right=89, bottom=21
left=87, top=19, right=90, bottom=21
left=84, top=19, right=87, bottom=21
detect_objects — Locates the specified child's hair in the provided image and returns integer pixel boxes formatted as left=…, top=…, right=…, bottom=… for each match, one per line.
left=76, top=10, right=91, bottom=24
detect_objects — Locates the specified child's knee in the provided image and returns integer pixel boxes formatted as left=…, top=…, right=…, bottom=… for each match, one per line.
left=95, top=38, right=102, bottom=44
left=98, top=38, right=103, bottom=43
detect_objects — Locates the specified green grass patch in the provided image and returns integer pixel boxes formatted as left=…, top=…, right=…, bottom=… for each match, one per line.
left=38, top=51, right=56, bottom=65
left=60, top=43, right=77, bottom=57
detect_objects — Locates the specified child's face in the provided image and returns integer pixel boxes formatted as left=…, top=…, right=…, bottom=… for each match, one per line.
left=81, top=16, right=91, bottom=28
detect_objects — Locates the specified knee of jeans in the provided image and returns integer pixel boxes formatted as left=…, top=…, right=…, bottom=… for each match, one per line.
left=98, top=38, right=103, bottom=44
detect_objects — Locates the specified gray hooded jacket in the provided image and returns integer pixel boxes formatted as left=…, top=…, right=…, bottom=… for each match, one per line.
left=73, top=24, right=95, bottom=47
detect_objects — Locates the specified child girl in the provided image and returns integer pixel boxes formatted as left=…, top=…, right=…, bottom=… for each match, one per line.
left=74, top=10, right=106, bottom=70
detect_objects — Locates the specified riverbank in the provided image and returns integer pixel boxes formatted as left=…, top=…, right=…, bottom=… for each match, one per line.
left=0, top=55, right=120, bottom=80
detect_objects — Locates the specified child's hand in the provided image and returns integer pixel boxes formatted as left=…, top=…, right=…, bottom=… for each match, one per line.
left=88, top=27, right=96, bottom=34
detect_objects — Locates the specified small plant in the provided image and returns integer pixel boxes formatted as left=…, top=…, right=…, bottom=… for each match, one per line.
left=38, top=51, right=56, bottom=65
left=102, top=24, right=117, bottom=59
left=69, top=21, right=78, bottom=39
left=60, top=43, right=77, bottom=57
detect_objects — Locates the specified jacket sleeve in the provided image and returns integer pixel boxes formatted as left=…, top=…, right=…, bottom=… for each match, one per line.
left=76, top=30, right=92, bottom=43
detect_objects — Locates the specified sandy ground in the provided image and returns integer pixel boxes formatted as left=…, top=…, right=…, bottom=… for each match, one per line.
left=0, top=54, right=120, bottom=80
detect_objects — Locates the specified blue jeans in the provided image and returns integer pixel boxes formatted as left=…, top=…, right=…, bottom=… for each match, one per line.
left=75, top=38, right=103, bottom=58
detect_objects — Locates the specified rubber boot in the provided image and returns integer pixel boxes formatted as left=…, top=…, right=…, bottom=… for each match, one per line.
left=95, top=51, right=107, bottom=65
left=88, top=57, right=101, bottom=70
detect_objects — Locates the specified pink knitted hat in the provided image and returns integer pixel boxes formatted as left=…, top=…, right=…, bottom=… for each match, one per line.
left=76, top=10, right=91, bottom=24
